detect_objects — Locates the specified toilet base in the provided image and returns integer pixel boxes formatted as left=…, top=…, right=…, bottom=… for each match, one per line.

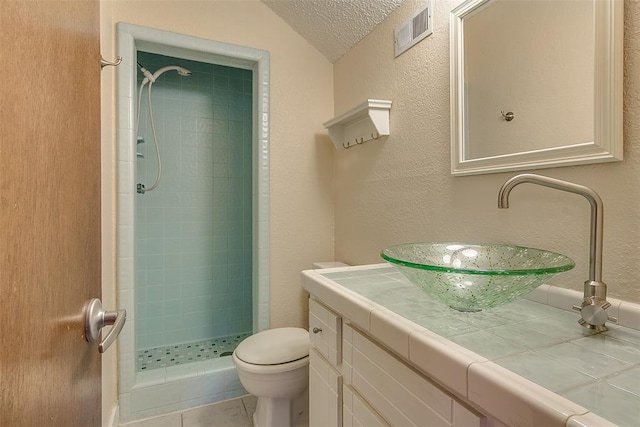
left=252, top=387, right=308, bottom=427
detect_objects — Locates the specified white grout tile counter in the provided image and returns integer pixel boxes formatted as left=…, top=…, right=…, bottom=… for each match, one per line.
left=302, top=264, right=640, bottom=427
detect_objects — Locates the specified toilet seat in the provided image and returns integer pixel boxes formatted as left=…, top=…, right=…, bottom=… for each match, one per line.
left=235, top=327, right=309, bottom=365
left=233, top=351, right=309, bottom=375
left=232, top=327, right=311, bottom=426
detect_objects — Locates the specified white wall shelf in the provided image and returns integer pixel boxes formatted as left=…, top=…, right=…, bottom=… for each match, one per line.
left=323, top=99, right=392, bottom=149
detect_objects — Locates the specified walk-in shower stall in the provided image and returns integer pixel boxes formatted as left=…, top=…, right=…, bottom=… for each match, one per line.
left=116, top=23, right=270, bottom=422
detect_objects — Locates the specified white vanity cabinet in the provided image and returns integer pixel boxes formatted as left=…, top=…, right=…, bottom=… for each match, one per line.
left=343, top=385, right=390, bottom=427
left=303, top=265, right=633, bottom=427
left=309, top=297, right=486, bottom=427
left=343, top=324, right=485, bottom=427
left=309, top=299, right=343, bottom=427
left=309, top=350, right=342, bottom=427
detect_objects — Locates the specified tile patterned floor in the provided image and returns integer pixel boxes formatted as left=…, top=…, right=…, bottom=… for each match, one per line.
left=119, top=395, right=310, bottom=427
left=137, top=333, right=252, bottom=371
left=119, top=396, right=257, bottom=427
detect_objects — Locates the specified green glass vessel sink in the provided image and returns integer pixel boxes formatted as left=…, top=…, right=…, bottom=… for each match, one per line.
left=381, top=243, right=575, bottom=312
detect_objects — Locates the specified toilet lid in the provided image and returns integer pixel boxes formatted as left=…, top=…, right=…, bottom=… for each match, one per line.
left=235, top=327, right=309, bottom=365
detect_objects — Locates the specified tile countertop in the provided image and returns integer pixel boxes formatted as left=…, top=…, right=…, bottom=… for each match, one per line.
left=301, top=264, right=640, bottom=427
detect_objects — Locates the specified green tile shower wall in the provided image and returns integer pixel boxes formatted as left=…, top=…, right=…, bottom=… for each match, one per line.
left=135, top=52, right=253, bottom=350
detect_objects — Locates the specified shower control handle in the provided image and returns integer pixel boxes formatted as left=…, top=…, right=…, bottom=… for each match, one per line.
left=85, top=298, right=127, bottom=353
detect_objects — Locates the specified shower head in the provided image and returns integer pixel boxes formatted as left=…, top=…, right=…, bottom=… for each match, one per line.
left=137, top=64, right=191, bottom=84
left=150, top=65, right=191, bottom=82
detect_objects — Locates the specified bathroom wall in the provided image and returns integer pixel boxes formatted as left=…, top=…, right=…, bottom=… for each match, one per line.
left=333, top=0, right=640, bottom=305
left=101, top=0, right=334, bottom=338
left=100, top=0, right=335, bottom=423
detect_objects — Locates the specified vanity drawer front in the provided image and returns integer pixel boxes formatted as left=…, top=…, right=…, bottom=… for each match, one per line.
left=343, top=385, right=390, bottom=427
left=344, top=325, right=485, bottom=427
left=310, top=298, right=342, bottom=366
left=309, top=349, right=342, bottom=427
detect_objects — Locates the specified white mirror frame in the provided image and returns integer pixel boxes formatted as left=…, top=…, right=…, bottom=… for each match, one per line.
left=450, top=0, right=623, bottom=176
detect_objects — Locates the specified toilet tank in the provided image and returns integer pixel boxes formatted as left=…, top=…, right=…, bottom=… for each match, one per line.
left=312, top=262, right=349, bottom=269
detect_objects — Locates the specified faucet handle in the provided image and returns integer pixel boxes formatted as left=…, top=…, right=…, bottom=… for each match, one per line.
left=573, top=297, right=613, bottom=332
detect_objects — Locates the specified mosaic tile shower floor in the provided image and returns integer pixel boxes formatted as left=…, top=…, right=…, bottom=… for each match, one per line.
left=137, top=332, right=252, bottom=371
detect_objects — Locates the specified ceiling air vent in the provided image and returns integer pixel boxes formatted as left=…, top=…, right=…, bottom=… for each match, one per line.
left=394, top=0, right=433, bottom=57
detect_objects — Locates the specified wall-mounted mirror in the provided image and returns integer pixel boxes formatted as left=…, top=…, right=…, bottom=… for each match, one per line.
left=450, top=0, right=623, bottom=176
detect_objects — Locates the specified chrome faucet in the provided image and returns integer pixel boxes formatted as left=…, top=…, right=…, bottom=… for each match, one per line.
left=498, top=173, right=616, bottom=331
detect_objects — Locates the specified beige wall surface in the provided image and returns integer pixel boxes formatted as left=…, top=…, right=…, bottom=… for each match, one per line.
left=333, top=0, right=639, bottom=305
left=101, top=0, right=335, bottom=328
left=100, top=1, right=335, bottom=419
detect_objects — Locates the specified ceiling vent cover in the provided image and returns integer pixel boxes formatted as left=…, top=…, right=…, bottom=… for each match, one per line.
left=395, top=0, right=433, bottom=57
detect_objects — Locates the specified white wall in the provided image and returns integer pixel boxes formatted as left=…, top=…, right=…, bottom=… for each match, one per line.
left=333, top=0, right=639, bottom=306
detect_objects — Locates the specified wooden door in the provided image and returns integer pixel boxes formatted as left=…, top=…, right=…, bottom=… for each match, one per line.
left=0, top=0, right=102, bottom=425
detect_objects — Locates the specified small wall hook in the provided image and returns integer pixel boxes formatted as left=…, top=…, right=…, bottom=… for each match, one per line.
left=101, top=56, right=122, bottom=69
left=501, top=111, right=515, bottom=121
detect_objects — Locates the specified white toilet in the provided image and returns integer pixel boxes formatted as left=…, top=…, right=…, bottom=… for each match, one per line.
left=233, top=262, right=348, bottom=427
left=232, top=327, right=310, bottom=427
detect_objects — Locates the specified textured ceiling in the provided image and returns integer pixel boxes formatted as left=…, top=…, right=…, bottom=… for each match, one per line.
left=262, top=0, right=405, bottom=63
